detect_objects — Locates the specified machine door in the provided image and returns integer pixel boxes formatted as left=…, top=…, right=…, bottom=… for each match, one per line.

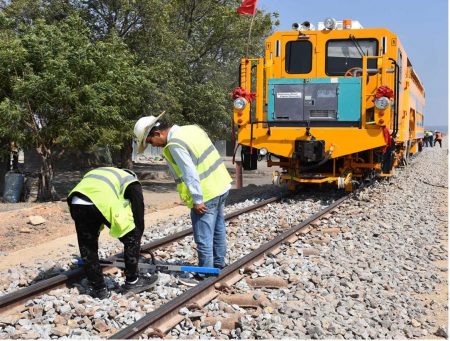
left=303, top=83, right=338, bottom=120
left=273, top=84, right=304, bottom=120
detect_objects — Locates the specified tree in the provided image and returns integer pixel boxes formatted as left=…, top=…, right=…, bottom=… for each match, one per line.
left=161, top=0, right=275, bottom=139
left=77, top=0, right=276, bottom=139
left=0, top=0, right=277, bottom=201
left=0, top=12, right=158, bottom=200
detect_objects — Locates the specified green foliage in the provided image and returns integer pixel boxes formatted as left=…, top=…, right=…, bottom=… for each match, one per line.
left=0, top=11, right=158, bottom=153
left=75, top=0, right=276, bottom=139
left=0, top=0, right=276, bottom=199
left=146, top=0, right=275, bottom=139
left=0, top=0, right=277, bottom=153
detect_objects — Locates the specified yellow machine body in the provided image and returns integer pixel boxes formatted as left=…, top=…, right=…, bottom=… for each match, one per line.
left=233, top=20, right=425, bottom=190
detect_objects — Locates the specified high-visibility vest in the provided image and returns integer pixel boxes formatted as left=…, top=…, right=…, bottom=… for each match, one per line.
left=68, top=167, right=139, bottom=238
left=163, top=125, right=232, bottom=208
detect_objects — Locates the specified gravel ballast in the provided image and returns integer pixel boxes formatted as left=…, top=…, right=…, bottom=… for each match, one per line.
left=0, top=140, right=447, bottom=339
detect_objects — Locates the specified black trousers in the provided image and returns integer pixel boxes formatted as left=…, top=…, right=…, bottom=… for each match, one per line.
left=69, top=183, right=145, bottom=289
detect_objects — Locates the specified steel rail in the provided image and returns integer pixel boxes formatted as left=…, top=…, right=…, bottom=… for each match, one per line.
left=141, top=195, right=281, bottom=253
left=0, top=195, right=282, bottom=314
left=110, top=194, right=349, bottom=339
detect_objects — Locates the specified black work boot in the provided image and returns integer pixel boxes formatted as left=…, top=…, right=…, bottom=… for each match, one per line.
left=86, top=286, right=111, bottom=299
left=124, top=275, right=159, bottom=294
left=178, top=273, right=215, bottom=287
left=214, top=263, right=227, bottom=270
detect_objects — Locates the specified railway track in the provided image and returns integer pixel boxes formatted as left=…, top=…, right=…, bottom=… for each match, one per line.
left=1, top=143, right=445, bottom=340
left=0, top=192, right=350, bottom=339
left=111, top=194, right=349, bottom=338
left=0, top=195, right=282, bottom=315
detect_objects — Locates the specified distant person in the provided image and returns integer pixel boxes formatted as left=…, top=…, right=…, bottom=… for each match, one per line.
left=68, top=167, right=158, bottom=299
left=423, top=132, right=429, bottom=147
left=434, top=131, right=443, bottom=148
left=429, top=130, right=434, bottom=147
left=134, top=113, right=232, bottom=285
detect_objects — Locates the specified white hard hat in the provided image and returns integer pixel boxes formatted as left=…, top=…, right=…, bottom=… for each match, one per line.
left=133, top=111, right=166, bottom=153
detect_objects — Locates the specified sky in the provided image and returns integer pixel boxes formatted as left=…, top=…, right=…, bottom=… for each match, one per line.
left=256, top=0, right=448, bottom=127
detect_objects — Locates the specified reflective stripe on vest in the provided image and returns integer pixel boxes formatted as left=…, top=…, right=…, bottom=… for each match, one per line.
left=68, top=167, right=138, bottom=238
left=84, top=174, right=119, bottom=198
left=97, top=167, right=136, bottom=195
left=198, top=157, right=224, bottom=180
left=168, top=139, right=216, bottom=167
left=163, top=125, right=232, bottom=207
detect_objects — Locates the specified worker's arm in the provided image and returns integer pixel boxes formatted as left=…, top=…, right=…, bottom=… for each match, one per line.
left=123, top=182, right=145, bottom=230
left=169, top=145, right=207, bottom=214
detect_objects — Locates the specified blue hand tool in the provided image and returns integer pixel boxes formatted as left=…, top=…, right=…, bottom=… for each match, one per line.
left=77, top=259, right=220, bottom=275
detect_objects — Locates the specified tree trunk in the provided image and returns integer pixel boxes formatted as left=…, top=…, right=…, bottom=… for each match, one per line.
left=120, top=139, right=133, bottom=169
left=37, top=144, right=59, bottom=201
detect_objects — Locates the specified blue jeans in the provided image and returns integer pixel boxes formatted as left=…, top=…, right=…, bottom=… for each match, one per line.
left=191, top=191, right=228, bottom=268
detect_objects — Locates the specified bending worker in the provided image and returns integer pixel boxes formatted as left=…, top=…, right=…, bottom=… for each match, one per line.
left=134, top=113, right=232, bottom=282
left=434, top=130, right=443, bottom=148
left=68, top=167, right=158, bottom=299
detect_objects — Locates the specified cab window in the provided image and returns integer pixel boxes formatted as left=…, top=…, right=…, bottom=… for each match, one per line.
left=326, top=39, right=378, bottom=76
left=285, top=40, right=312, bottom=74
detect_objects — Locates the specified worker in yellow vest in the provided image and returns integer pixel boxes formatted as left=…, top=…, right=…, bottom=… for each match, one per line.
left=68, top=167, right=158, bottom=298
left=134, top=113, right=232, bottom=285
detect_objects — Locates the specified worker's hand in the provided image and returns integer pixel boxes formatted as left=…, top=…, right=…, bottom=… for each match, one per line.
left=193, top=203, right=207, bottom=215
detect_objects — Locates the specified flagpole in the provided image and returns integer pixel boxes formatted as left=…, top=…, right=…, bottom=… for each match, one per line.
left=245, top=10, right=257, bottom=58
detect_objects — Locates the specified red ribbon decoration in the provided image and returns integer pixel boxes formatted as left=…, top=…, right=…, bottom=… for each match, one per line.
left=231, top=86, right=256, bottom=103
left=375, top=85, right=394, bottom=99
left=375, top=86, right=394, bottom=153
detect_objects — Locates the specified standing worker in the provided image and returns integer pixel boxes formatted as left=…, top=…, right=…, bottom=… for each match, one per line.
left=434, top=130, right=443, bottom=148
left=425, top=130, right=433, bottom=147
left=68, top=167, right=158, bottom=299
left=134, top=113, right=232, bottom=284
left=423, top=131, right=430, bottom=147
left=429, top=130, right=434, bottom=147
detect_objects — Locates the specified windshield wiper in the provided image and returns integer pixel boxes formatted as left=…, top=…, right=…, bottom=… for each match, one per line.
left=349, top=34, right=365, bottom=57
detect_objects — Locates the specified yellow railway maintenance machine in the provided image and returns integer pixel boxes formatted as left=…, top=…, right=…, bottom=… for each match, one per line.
left=232, top=18, right=425, bottom=191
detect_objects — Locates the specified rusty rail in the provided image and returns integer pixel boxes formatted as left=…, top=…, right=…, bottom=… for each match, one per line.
left=110, top=194, right=349, bottom=339
left=0, top=195, right=282, bottom=315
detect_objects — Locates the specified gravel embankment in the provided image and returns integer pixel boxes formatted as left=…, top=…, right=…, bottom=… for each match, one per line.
left=0, top=141, right=447, bottom=339
left=169, top=141, right=448, bottom=339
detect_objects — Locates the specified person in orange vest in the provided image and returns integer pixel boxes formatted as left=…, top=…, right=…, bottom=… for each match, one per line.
left=434, top=131, right=443, bottom=148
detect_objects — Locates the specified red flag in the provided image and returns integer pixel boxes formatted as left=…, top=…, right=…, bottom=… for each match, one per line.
left=237, top=0, right=258, bottom=15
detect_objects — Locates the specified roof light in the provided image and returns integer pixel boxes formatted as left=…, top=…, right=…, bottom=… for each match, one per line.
left=301, top=21, right=311, bottom=30
left=324, top=17, right=337, bottom=30
left=292, top=21, right=315, bottom=31
left=343, top=19, right=352, bottom=29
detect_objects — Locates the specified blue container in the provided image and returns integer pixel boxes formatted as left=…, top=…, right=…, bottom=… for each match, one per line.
left=3, top=171, right=25, bottom=203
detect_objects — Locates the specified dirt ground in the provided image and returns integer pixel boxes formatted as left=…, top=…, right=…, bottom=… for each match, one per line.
left=0, top=187, right=189, bottom=271
left=0, top=160, right=278, bottom=271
